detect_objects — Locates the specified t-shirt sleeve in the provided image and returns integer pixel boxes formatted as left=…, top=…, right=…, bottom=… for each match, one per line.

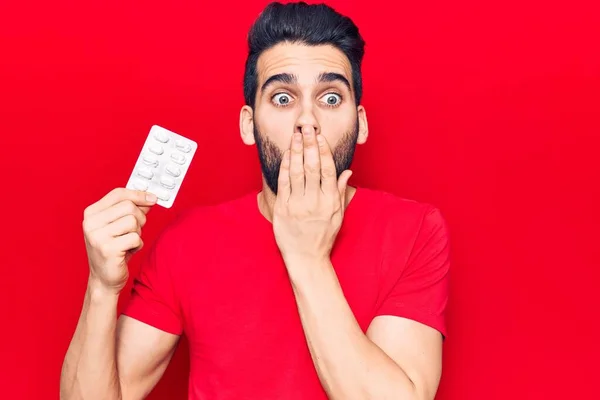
left=375, top=206, right=451, bottom=337
left=120, top=227, right=184, bottom=336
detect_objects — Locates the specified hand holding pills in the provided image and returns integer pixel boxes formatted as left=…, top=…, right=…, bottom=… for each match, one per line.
left=81, top=126, right=196, bottom=294
left=82, top=188, right=158, bottom=294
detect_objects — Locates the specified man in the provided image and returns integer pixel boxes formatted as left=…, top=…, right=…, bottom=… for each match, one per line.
left=60, top=2, right=450, bottom=400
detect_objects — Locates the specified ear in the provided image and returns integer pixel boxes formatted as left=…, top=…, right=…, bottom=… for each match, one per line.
left=240, top=105, right=255, bottom=145
left=356, top=105, right=369, bottom=145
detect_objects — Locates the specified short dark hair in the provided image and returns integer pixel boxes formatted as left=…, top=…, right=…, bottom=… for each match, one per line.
left=243, top=1, right=366, bottom=109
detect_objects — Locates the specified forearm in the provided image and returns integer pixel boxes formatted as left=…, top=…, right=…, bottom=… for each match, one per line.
left=60, top=277, right=122, bottom=400
left=288, top=258, right=418, bottom=400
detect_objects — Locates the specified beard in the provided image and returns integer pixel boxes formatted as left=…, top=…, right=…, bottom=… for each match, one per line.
left=254, top=119, right=359, bottom=195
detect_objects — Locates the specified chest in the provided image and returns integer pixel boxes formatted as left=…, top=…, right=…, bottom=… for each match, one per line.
left=180, top=231, right=384, bottom=346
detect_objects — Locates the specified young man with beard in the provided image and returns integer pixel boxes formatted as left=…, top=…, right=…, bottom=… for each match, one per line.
left=60, top=2, right=451, bottom=400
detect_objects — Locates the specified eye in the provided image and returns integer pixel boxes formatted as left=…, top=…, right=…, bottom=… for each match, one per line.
left=272, top=93, right=293, bottom=107
left=321, top=93, right=342, bottom=107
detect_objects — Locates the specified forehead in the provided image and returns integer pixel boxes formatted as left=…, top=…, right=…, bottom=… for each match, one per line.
left=256, top=42, right=353, bottom=86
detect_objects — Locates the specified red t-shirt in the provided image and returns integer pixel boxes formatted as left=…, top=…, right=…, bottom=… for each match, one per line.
left=121, top=186, right=450, bottom=399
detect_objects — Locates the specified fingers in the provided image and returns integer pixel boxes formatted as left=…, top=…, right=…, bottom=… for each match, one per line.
left=277, top=149, right=292, bottom=200
left=279, top=129, right=350, bottom=204
left=84, top=200, right=147, bottom=233
left=316, top=135, right=338, bottom=194
left=289, top=132, right=305, bottom=196
left=337, top=169, right=353, bottom=212
left=91, top=212, right=143, bottom=254
left=84, top=188, right=157, bottom=218
left=302, top=126, right=321, bottom=196
left=105, top=214, right=142, bottom=238
left=113, top=232, right=144, bottom=254
left=139, top=206, right=152, bottom=215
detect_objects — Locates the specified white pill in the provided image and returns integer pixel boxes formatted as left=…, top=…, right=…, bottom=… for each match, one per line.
left=127, top=125, right=197, bottom=208
left=170, top=153, right=186, bottom=165
left=131, top=179, right=149, bottom=191
left=175, top=139, right=192, bottom=153
left=153, top=130, right=169, bottom=143
left=160, top=176, right=176, bottom=189
left=137, top=167, right=154, bottom=180
left=155, top=188, right=171, bottom=201
left=165, top=164, right=181, bottom=177
left=148, top=144, right=164, bottom=155
left=142, top=154, right=159, bottom=167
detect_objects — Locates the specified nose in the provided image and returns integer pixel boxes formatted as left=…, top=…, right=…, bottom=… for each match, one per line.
left=295, top=123, right=319, bottom=136
left=294, top=103, right=320, bottom=135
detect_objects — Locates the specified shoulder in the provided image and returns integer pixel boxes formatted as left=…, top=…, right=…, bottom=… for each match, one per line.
left=353, top=187, right=450, bottom=264
left=357, top=188, right=451, bottom=291
left=356, top=186, right=447, bottom=232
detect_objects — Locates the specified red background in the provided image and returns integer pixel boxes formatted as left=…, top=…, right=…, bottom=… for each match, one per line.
left=1, top=0, right=599, bottom=399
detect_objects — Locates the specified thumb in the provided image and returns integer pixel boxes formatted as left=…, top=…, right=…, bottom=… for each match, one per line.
left=337, top=170, right=353, bottom=207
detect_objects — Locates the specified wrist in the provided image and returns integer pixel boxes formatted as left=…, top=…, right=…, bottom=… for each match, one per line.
left=87, top=275, right=121, bottom=303
left=284, top=255, right=332, bottom=282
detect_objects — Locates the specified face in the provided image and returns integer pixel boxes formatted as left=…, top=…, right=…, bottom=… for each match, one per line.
left=240, top=42, right=368, bottom=195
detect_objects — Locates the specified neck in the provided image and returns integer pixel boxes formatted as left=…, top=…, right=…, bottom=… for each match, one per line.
left=256, top=176, right=357, bottom=224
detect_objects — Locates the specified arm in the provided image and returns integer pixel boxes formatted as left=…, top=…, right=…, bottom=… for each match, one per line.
left=271, top=127, right=448, bottom=400
left=287, top=258, right=442, bottom=400
left=60, top=188, right=181, bottom=400
left=60, top=279, right=179, bottom=400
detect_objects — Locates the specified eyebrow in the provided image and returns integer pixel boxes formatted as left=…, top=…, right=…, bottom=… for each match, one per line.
left=260, top=72, right=352, bottom=94
left=260, top=73, right=297, bottom=94
left=317, top=72, right=352, bottom=93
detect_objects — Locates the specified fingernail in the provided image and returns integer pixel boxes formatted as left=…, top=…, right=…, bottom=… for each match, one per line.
left=146, top=193, right=157, bottom=202
left=295, top=133, right=302, bottom=142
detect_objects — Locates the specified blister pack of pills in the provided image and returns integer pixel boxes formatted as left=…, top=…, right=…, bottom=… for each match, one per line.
left=125, top=125, right=197, bottom=208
